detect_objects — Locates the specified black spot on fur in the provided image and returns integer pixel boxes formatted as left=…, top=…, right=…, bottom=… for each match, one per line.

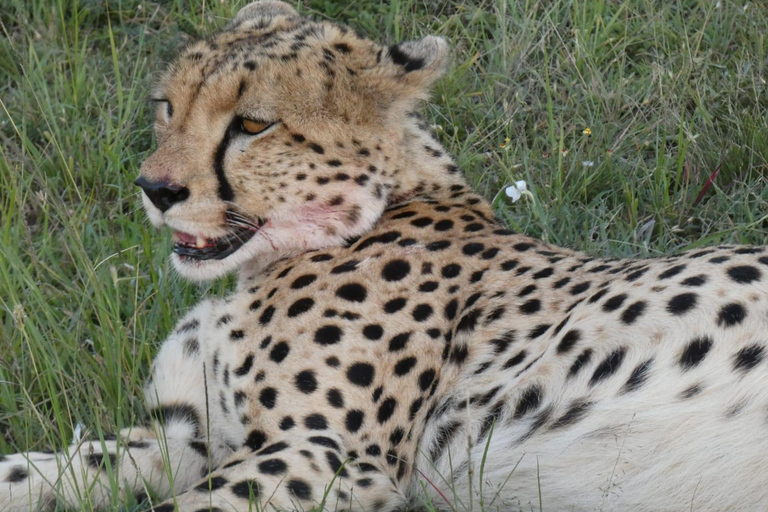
left=682, top=275, right=707, bottom=286
left=718, top=303, right=747, bottom=327
left=345, top=410, right=365, bottom=432
left=305, top=413, right=328, bottom=430
left=269, top=341, right=290, bottom=363
left=623, top=359, right=653, bottom=393
left=258, top=442, right=289, bottom=456
left=533, top=267, right=554, bottom=279
left=625, top=267, right=648, bottom=281
left=384, top=298, right=407, bottom=313
left=85, top=452, right=115, bottom=471
left=287, top=298, right=314, bottom=317
left=382, top=259, right=411, bottom=281
left=377, top=398, right=397, bottom=423
left=429, top=421, right=461, bottom=462
left=679, top=337, right=713, bottom=370
left=388, top=332, right=411, bottom=352
left=347, top=362, right=375, bottom=386
left=412, top=303, right=434, bottom=321
left=307, top=143, right=325, bottom=154
left=589, top=347, right=626, bottom=386
left=291, top=274, right=317, bottom=289
left=557, top=330, right=580, bottom=354
left=325, top=450, right=350, bottom=478
left=727, top=265, right=761, bottom=284
left=620, top=301, right=647, bottom=324
left=503, top=350, right=526, bottom=369
left=259, top=305, right=276, bottom=325
left=295, top=370, right=318, bottom=394
left=147, top=403, right=201, bottom=437
left=258, top=458, right=287, bottom=476
left=314, top=325, right=342, bottom=345
left=195, top=476, right=228, bottom=492
left=234, top=354, right=254, bottom=377
left=514, top=385, right=542, bottom=418
left=394, top=356, right=417, bottom=376
left=681, top=384, right=702, bottom=399
left=477, top=401, right=504, bottom=442
left=602, top=293, right=627, bottom=312
left=324, top=388, right=345, bottom=408
left=363, top=324, right=383, bottom=340
left=331, top=260, right=359, bottom=273
left=388, top=43, right=426, bottom=71
left=528, top=324, right=550, bottom=339
left=734, top=344, right=764, bottom=372
left=259, top=387, right=277, bottom=409
left=441, top=264, right=461, bottom=279
left=231, top=479, right=260, bottom=499
left=456, top=309, right=481, bottom=333
left=336, top=283, right=367, bottom=302
left=286, top=478, right=312, bottom=501
left=569, top=281, right=590, bottom=294
left=519, top=299, right=541, bottom=314
left=551, top=400, right=592, bottom=429
left=667, top=293, right=697, bottom=315
left=244, top=430, right=267, bottom=451
left=659, top=264, right=686, bottom=279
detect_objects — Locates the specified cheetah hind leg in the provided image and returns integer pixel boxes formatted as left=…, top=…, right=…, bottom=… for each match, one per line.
left=0, top=423, right=219, bottom=512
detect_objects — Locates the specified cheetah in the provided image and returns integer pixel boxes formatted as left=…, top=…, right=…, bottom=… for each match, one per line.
left=3, top=1, right=768, bottom=511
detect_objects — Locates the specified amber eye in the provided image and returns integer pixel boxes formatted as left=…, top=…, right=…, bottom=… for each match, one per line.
left=240, top=118, right=271, bottom=134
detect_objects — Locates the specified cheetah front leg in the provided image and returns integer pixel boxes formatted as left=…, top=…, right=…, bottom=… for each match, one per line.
left=0, top=424, right=214, bottom=511
left=152, top=430, right=405, bottom=512
left=0, top=302, right=226, bottom=511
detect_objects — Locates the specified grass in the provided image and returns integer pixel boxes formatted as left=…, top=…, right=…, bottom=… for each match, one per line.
left=1, top=0, right=767, bottom=510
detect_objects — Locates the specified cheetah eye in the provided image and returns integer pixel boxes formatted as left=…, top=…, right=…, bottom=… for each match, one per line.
left=238, top=117, right=273, bottom=135
left=150, top=98, right=173, bottom=122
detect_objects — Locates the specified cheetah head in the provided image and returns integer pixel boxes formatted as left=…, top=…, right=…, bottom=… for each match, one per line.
left=136, top=0, right=449, bottom=281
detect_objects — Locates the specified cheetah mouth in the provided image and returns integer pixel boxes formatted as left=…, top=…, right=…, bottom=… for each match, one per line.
left=172, top=213, right=265, bottom=261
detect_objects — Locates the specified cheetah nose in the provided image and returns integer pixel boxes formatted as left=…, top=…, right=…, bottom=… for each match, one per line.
left=134, top=176, right=190, bottom=212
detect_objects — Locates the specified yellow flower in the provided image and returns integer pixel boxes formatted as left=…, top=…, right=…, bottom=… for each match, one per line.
left=583, top=127, right=592, bottom=135
left=500, top=137, right=511, bottom=149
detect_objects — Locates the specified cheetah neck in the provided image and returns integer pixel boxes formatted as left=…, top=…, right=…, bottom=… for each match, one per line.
left=236, top=118, right=489, bottom=286
left=386, top=118, right=469, bottom=205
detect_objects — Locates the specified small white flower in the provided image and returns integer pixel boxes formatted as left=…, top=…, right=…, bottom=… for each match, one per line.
left=504, top=180, right=529, bottom=202
left=73, top=423, right=85, bottom=444
left=582, top=160, right=595, bottom=167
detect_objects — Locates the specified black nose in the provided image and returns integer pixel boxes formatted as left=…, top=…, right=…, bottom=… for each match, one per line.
left=134, top=177, right=190, bottom=212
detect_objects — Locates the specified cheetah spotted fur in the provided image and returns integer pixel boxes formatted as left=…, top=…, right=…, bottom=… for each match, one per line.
left=3, top=2, right=768, bottom=511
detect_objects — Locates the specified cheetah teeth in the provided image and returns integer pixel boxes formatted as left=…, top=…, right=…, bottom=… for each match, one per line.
left=171, top=232, right=209, bottom=248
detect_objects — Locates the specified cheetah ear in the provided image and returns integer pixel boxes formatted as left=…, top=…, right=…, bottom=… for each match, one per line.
left=382, top=35, right=449, bottom=91
left=230, top=0, right=298, bottom=26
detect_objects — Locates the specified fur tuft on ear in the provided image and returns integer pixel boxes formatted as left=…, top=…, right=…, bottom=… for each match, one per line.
left=230, top=1, right=298, bottom=26
left=355, top=35, right=450, bottom=115
left=387, top=36, right=449, bottom=77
